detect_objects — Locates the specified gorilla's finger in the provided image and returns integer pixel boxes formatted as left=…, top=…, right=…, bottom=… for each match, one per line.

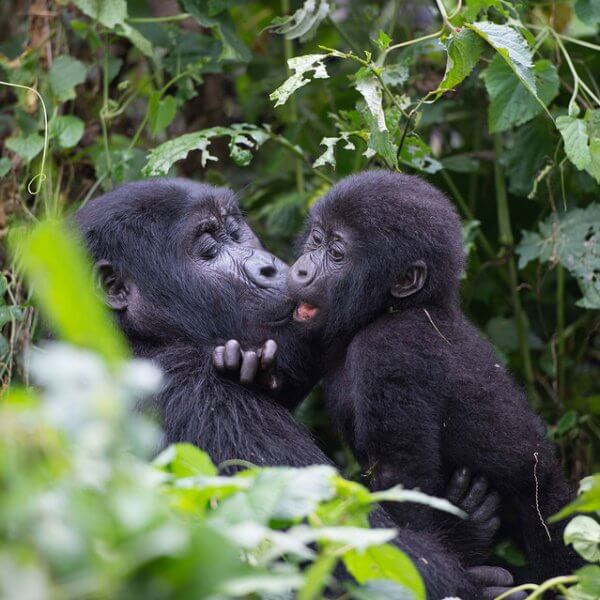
left=467, top=566, right=513, bottom=587
left=445, top=467, right=471, bottom=504
left=240, top=351, right=259, bottom=384
left=261, top=340, right=277, bottom=370
left=472, top=491, right=501, bottom=522
left=481, top=588, right=526, bottom=600
left=213, top=346, right=225, bottom=371
left=479, top=516, right=501, bottom=538
left=462, top=476, right=489, bottom=512
left=224, top=340, right=242, bottom=371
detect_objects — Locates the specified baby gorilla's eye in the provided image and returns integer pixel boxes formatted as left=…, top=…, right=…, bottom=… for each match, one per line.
left=226, top=217, right=241, bottom=242
left=312, top=231, right=323, bottom=244
left=197, top=233, right=219, bottom=259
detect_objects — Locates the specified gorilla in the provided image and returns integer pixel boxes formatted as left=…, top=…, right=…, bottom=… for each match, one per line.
left=75, top=177, right=521, bottom=599
left=284, top=170, right=580, bottom=580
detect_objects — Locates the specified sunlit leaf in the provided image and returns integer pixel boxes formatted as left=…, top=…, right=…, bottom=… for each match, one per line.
left=268, top=0, right=331, bottom=41
left=270, top=54, right=330, bottom=107
left=437, top=28, right=485, bottom=92
left=564, top=516, right=600, bottom=562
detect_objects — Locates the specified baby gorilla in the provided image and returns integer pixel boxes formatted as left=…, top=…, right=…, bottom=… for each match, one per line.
left=287, top=170, right=580, bottom=580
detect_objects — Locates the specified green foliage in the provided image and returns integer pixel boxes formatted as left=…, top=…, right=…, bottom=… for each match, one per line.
left=2, top=1, right=600, bottom=597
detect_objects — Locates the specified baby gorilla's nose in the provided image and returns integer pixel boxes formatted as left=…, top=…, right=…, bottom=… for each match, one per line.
left=244, top=250, right=287, bottom=289
left=289, top=255, right=316, bottom=288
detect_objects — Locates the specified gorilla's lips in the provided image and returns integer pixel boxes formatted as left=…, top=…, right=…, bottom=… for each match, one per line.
left=294, top=301, right=319, bottom=321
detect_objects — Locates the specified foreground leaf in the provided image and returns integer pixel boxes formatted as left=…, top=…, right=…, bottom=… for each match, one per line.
left=343, top=544, right=425, bottom=600
left=437, top=28, right=485, bottom=92
left=557, top=111, right=600, bottom=182
left=564, top=516, right=600, bottom=562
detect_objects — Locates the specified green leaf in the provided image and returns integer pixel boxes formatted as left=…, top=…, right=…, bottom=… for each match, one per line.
left=343, top=544, right=425, bottom=600
left=268, top=0, right=331, bottom=42
left=5, top=134, right=44, bottom=162
left=516, top=204, right=600, bottom=308
left=270, top=54, right=330, bottom=107
left=0, top=305, right=23, bottom=328
left=564, top=516, right=600, bottom=562
left=48, top=55, right=87, bottom=101
left=313, top=134, right=356, bottom=168
left=437, top=28, right=485, bottom=92
left=154, top=443, right=218, bottom=477
left=399, top=135, right=442, bottom=174
left=369, top=487, right=466, bottom=518
left=0, top=157, right=11, bottom=177
left=361, top=107, right=398, bottom=169
left=463, top=0, right=508, bottom=20
left=183, top=0, right=251, bottom=62
left=376, top=30, right=392, bottom=51
left=143, top=124, right=270, bottom=176
left=356, top=75, right=386, bottom=132
left=575, top=0, right=600, bottom=25
left=9, top=220, right=128, bottom=364
left=467, top=22, right=538, bottom=104
left=148, top=93, right=178, bottom=137
left=49, top=115, right=85, bottom=149
left=552, top=475, right=600, bottom=521
left=442, top=155, right=479, bottom=173
left=483, top=57, right=558, bottom=133
left=557, top=113, right=600, bottom=183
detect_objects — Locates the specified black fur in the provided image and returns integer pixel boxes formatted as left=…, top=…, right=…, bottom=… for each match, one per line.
left=290, top=170, right=581, bottom=579
left=74, top=178, right=499, bottom=599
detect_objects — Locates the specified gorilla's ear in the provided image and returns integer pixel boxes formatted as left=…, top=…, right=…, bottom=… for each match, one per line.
left=94, top=259, right=130, bottom=310
left=390, top=260, right=427, bottom=299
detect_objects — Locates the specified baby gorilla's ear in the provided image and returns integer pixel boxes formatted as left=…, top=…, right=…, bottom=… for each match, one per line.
left=390, top=260, right=427, bottom=299
left=94, top=259, right=131, bottom=310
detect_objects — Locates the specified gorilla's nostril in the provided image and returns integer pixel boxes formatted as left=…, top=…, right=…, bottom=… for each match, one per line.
left=298, top=269, right=307, bottom=278
left=260, top=265, right=276, bottom=278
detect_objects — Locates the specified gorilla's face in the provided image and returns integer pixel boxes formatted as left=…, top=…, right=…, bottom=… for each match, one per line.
left=76, top=179, right=288, bottom=346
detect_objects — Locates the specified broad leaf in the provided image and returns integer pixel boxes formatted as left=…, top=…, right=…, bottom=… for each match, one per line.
left=268, top=0, right=331, bottom=41
left=557, top=111, right=600, bottom=183
left=143, top=124, right=270, bottom=175
left=564, top=516, right=600, bottom=562
left=5, top=133, right=44, bottom=161
left=516, top=204, right=600, bottom=308
left=575, top=0, right=600, bottom=25
left=343, top=544, right=425, bottom=600
left=49, top=55, right=87, bottom=101
left=483, top=57, right=558, bottom=132
left=148, top=93, right=178, bottom=136
left=313, top=134, right=355, bottom=168
left=437, top=28, right=485, bottom=92
left=270, top=54, right=330, bottom=107
left=552, top=475, right=600, bottom=521
left=356, top=75, right=386, bottom=132
left=49, top=115, right=85, bottom=149
left=467, top=22, right=538, bottom=105
left=399, top=135, right=442, bottom=174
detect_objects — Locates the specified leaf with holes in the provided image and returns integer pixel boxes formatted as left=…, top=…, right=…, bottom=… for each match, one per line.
left=313, top=134, right=356, bottom=168
left=557, top=111, right=600, bottom=183
left=516, top=204, right=600, bottom=308
left=270, top=54, right=330, bottom=107
left=355, top=75, right=386, bottom=132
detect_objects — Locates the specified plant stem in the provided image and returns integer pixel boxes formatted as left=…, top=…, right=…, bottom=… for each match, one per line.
left=101, top=34, right=113, bottom=186
left=127, top=13, right=190, bottom=24
left=272, top=134, right=334, bottom=184
left=556, top=264, right=565, bottom=405
left=494, top=134, right=540, bottom=408
left=282, top=0, right=305, bottom=195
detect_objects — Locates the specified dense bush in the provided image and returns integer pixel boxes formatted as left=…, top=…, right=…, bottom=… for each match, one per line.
left=1, top=0, right=600, bottom=597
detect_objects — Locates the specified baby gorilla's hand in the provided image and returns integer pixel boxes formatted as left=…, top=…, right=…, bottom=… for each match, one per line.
left=212, top=339, right=279, bottom=390
left=468, top=566, right=526, bottom=600
left=443, top=467, right=501, bottom=564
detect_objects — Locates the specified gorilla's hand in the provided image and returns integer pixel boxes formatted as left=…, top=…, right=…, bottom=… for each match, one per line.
left=213, top=339, right=280, bottom=390
left=468, top=566, right=526, bottom=600
left=442, top=467, right=501, bottom=564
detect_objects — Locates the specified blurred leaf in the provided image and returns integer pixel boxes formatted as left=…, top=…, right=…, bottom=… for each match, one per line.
left=437, top=28, right=485, bottom=92
left=10, top=220, right=128, bottom=364
left=183, top=0, right=251, bottom=62
left=148, top=93, right=178, bottom=137
left=557, top=111, right=600, bottom=183
left=49, top=115, right=85, bottom=149
left=268, top=0, right=331, bottom=42
left=0, top=156, right=12, bottom=177
left=575, top=0, right=600, bottom=25
left=154, top=443, right=218, bottom=477
left=343, top=545, right=425, bottom=600
left=270, top=54, right=330, bottom=107
left=399, top=135, right=442, bottom=174
left=483, top=57, right=558, bottom=133
left=552, top=475, right=600, bottom=520
left=350, top=579, right=418, bottom=600
left=5, top=133, right=44, bottom=162
left=493, top=539, right=527, bottom=567
left=370, top=487, right=466, bottom=518
left=0, top=305, right=23, bottom=328
left=442, top=155, right=479, bottom=173
left=564, top=516, right=600, bottom=562
left=48, top=55, right=87, bottom=101
left=485, top=317, right=543, bottom=352
left=356, top=75, right=386, bottom=132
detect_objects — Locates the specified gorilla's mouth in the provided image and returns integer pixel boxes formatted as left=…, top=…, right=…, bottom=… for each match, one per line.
left=294, top=301, right=319, bottom=322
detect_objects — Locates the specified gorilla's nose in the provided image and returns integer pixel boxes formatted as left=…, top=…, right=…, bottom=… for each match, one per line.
left=288, top=254, right=316, bottom=288
left=244, top=250, right=288, bottom=289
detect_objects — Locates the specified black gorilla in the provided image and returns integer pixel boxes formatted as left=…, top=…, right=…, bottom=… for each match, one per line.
left=286, top=170, right=580, bottom=580
left=74, top=178, right=519, bottom=599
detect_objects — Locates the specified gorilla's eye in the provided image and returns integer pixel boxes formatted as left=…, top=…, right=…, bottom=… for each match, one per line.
left=197, top=233, right=219, bottom=259
left=312, top=231, right=323, bottom=245
left=330, top=245, right=344, bottom=261
left=226, top=217, right=241, bottom=242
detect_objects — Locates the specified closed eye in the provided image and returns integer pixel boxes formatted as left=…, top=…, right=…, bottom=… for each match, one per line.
left=196, top=233, right=219, bottom=259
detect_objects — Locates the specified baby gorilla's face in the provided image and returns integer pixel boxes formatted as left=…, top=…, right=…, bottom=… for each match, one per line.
left=287, top=220, right=356, bottom=335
